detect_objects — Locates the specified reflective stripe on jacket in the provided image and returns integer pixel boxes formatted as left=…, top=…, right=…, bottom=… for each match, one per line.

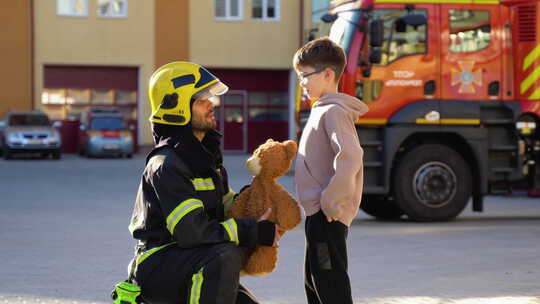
left=129, top=145, right=258, bottom=264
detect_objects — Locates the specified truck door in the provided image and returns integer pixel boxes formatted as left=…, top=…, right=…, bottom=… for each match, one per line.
left=440, top=5, right=502, bottom=100
left=359, top=4, right=439, bottom=119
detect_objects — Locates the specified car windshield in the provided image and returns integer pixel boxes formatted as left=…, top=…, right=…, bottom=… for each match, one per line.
left=90, top=117, right=124, bottom=130
left=9, top=114, right=50, bottom=126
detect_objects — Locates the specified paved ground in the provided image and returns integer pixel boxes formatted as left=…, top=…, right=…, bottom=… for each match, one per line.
left=0, top=153, right=540, bottom=304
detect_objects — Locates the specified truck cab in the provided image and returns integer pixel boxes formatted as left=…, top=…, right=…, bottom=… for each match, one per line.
left=309, top=0, right=540, bottom=221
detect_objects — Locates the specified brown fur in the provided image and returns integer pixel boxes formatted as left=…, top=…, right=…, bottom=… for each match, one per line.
left=228, top=139, right=301, bottom=276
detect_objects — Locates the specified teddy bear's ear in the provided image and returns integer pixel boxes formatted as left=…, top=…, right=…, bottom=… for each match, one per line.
left=266, top=138, right=275, bottom=143
left=283, top=140, right=298, bottom=159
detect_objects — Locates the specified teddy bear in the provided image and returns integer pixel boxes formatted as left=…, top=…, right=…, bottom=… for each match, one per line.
left=228, top=139, right=301, bottom=276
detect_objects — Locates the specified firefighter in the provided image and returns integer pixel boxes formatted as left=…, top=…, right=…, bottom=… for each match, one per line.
left=127, top=61, right=279, bottom=304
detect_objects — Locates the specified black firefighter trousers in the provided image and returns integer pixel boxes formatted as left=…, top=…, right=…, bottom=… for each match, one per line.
left=304, top=210, right=353, bottom=304
left=134, top=242, right=259, bottom=304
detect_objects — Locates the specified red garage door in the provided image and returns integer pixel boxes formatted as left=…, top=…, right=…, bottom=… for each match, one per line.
left=210, top=69, right=290, bottom=152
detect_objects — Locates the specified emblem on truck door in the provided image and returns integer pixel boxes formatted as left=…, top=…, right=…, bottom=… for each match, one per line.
left=451, top=61, right=482, bottom=94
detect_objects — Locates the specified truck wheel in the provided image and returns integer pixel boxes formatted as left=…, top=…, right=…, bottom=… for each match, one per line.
left=393, top=144, right=471, bottom=221
left=361, top=196, right=404, bottom=220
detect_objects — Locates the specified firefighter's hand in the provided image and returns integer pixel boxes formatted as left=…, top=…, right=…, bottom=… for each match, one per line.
left=326, top=216, right=337, bottom=222
left=258, top=208, right=281, bottom=247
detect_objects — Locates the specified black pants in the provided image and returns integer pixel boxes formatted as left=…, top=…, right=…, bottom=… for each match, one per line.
left=135, top=243, right=259, bottom=304
left=304, top=211, right=352, bottom=304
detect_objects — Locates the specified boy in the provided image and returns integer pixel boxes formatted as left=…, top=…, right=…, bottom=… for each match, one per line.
left=293, top=37, right=368, bottom=304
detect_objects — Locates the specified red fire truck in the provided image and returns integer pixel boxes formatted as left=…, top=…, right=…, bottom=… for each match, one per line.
left=299, top=0, right=540, bottom=221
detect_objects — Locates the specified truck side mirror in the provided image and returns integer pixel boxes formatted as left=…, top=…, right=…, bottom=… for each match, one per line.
left=369, top=49, right=382, bottom=64
left=369, top=19, right=384, bottom=47
left=321, top=13, right=338, bottom=23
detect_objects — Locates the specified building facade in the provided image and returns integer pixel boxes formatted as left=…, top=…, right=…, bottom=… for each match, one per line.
left=1, top=0, right=308, bottom=152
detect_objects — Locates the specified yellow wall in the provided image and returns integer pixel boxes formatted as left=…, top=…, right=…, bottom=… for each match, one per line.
left=33, top=0, right=155, bottom=144
left=189, top=0, right=302, bottom=69
left=155, top=0, right=189, bottom=68
left=0, top=0, right=32, bottom=117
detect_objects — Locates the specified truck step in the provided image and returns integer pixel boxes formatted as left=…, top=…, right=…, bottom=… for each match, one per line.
left=491, top=167, right=515, bottom=173
left=365, top=162, right=383, bottom=168
left=489, top=145, right=517, bottom=151
left=364, top=186, right=387, bottom=194
left=482, top=119, right=515, bottom=125
left=362, top=141, right=383, bottom=147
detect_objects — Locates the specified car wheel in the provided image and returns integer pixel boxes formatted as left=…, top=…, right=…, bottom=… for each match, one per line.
left=4, top=150, right=12, bottom=160
left=393, top=144, right=471, bottom=222
left=52, top=151, right=61, bottom=160
left=126, top=153, right=133, bottom=159
left=361, top=196, right=404, bottom=220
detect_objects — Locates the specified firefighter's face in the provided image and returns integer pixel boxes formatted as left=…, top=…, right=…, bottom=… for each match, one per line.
left=191, top=98, right=217, bottom=132
left=297, top=65, right=329, bottom=100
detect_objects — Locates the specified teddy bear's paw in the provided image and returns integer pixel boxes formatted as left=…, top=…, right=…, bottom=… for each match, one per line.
left=242, top=247, right=278, bottom=276
left=243, top=262, right=276, bottom=277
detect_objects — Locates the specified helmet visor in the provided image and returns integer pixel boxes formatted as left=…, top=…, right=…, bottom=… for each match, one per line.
left=192, top=81, right=229, bottom=106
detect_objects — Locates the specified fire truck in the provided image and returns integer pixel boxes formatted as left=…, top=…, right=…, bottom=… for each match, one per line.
left=299, top=0, right=540, bottom=221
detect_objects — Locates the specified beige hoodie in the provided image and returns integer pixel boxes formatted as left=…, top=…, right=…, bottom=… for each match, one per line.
left=294, top=93, right=369, bottom=226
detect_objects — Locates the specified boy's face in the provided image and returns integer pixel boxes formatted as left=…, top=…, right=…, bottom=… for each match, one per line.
left=296, top=65, right=335, bottom=101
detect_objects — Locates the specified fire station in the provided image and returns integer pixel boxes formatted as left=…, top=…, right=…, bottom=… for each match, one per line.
left=1, top=0, right=329, bottom=153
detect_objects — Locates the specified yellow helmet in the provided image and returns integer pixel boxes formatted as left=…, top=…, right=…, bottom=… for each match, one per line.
left=148, top=61, right=228, bottom=126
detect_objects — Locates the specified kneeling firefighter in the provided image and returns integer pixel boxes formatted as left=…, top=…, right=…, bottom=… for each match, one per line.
left=113, top=62, right=279, bottom=304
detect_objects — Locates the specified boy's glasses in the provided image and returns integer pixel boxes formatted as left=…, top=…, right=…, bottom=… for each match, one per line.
left=298, top=68, right=324, bottom=82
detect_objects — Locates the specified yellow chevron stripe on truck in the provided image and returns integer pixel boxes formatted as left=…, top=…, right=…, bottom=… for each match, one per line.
left=521, top=44, right=540, bottom=100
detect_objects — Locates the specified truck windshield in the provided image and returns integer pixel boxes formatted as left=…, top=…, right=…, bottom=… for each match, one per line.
left=329, top=10, right=361, bottom=54
left=9, top=114, right=50, bottom=126
left=90, top=117, right=124, bottom=130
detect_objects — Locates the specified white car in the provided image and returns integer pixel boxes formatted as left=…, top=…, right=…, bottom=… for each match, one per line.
left=0, top=111, right=62, bottom=160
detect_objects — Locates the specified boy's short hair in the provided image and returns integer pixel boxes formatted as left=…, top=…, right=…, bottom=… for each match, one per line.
left=293, top=37, right=347, bottom=83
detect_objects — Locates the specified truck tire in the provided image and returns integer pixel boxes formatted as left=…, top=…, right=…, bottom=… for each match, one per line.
left=393, top=144, right=471, bottom=221
left=361, top=196, right=404, bottom=220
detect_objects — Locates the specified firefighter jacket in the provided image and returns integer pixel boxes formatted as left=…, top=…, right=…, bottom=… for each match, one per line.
left=128, top=127, right=270, bottom=265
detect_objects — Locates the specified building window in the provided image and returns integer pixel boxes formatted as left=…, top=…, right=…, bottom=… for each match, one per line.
left=248, top=92, right=288, bottom=121
left=215, top=0, right=243, bottom=21
left=252, top=0, right=280, bottom=21
left=41, top=88, right=137, bottom=121
left=449, top=10, right=491, bottom=53
left=57, top=0, right=88, bottom=17
left=97, top=0, right=128, bottom=18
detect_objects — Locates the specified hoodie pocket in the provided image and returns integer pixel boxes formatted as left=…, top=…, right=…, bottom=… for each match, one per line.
left=295, top=159, right=323, bottom=204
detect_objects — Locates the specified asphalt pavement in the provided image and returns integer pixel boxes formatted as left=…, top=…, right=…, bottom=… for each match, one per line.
left=0, top=153, right=539, bottom=304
